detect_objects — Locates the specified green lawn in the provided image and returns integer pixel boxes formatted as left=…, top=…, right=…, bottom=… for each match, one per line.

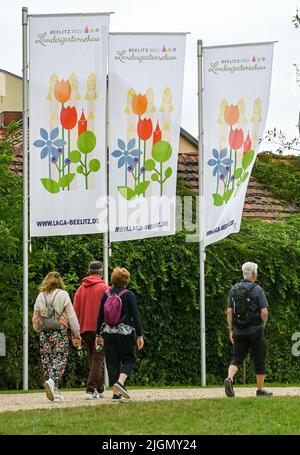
left=1, top=397, right=300, bottom=435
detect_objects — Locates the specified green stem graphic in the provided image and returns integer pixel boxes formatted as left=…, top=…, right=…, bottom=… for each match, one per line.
left=125, top=160, right=128, bottom=186
left=160, top=162, right=163, bottom=196
left=228, top=147, right=232, bottom=192
left=138, top=116, right=141, bottom=184
left=84, top=154, right=88, bottom=190
left=232, top=149, right=237, bottom=190
left=143, top=140, right=146, bottom=196
left=48, top=153, right=51, bottom=179
left=67, top=129, right=71, bottom=190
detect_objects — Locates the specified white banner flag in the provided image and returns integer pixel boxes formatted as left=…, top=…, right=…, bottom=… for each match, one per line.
left=108, top=34, right=186, bottom=242
left=203, top=43, right=274, bottom=246
left=29, top=14, right=109, bottom=237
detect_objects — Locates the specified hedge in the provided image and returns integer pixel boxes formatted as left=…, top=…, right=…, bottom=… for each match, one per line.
left=1, top=143, right=300, bottom=389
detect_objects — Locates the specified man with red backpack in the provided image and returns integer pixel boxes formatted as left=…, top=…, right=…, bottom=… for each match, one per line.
left=96, top=267, right=144, bottom=403
left=74, top=261, right=109, bottom=400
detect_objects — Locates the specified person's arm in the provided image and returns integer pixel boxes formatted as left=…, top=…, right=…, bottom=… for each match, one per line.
left=227, top=308, right=234, bottom=344
left=64, top=294, right=81, bottom=341
left=128, top=292, right=144, bottom=350
left=257, top=287, right=269, bottom=327
left=32, top=309, right=42, bottom=333
left=73, top=288, right=80, bottom=319
left=261, top=307, right=268, bottom=327
left=95, top=293, right=106, bottom=348
left=227, top=288, right=234, bottom=344
left=32, top=295, right=42, bottom=333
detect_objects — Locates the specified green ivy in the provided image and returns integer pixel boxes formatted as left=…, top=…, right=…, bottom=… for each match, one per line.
left=253, top=152, right=300, bottom=206
left=1, top=138, right=300, bottom=388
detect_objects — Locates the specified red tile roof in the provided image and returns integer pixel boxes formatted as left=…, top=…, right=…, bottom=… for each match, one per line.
left=178, top=150, right=300, bottom=221
left=2, top=124, right=300, bottom=221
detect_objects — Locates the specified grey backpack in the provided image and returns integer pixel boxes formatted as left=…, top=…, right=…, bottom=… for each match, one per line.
left=40, top=290, right=64, bottom=331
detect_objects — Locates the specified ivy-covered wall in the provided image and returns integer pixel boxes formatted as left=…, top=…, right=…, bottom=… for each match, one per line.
left=1, top=144, right=300, bottom=389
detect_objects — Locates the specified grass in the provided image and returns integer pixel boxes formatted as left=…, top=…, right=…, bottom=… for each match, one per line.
left=1, top=397, right=300, bottom=435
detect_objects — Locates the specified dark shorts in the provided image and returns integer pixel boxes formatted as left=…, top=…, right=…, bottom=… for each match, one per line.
left=231, top=328, right=266, bottom=375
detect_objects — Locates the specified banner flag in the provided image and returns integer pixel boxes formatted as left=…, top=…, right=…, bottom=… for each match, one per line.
left=108, top=33, right=186, bottom=242
left=29, top=14, right=110, bottom=237
left=203, top=43, right=274, bottom=246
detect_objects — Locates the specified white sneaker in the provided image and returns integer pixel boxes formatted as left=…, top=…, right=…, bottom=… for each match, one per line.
left=96, top=385, right=106, bottom=398
left=53, top=391, right=64, bottom=403
left=85, top=392, right=96, bottom=400
left=43, top=378, right=55, bottom=401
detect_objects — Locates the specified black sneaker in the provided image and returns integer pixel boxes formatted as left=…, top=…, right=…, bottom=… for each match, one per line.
left=224, top=377, right=235, bottom=397
left=112, top=394, right=121, bottom=403
left=113, top=381, right=130, bottom=399
left=256, top=389, right=273, bottom=396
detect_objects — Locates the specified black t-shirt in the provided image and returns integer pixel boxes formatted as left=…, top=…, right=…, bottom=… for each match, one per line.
left=97, top=287, right=143, bottom=337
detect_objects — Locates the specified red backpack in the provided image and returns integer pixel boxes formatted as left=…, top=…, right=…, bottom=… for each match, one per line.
left=103, top=289, right=127, bottom=325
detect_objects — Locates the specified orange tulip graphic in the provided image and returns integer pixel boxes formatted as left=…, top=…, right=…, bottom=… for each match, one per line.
left=224, top=104, right=240, bottom=126
left=54, top=79, right=71, bottom=104
left=132, top=94, right=147, bottom=116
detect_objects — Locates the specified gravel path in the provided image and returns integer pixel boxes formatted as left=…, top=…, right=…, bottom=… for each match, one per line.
left=1, top=387, right=300, bottom=413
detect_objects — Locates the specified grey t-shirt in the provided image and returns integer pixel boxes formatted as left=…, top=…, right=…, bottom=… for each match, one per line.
left=228, top=279, right=269, bottom=335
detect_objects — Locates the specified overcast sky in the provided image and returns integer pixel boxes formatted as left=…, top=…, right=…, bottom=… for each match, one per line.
left=1, top=0, right=300, bottom=151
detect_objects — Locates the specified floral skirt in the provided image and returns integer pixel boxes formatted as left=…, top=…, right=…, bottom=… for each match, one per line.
left=39, top=326, right=69, bottom=384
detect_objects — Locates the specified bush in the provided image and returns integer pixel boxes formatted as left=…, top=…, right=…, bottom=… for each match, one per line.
left=1, top=142, right=300, bottom=388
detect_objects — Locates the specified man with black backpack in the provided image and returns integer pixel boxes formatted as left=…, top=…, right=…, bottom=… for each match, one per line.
left=224, top=262, right=272, bottom=397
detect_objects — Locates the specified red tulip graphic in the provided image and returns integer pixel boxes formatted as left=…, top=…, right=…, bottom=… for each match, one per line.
left=229, top=128, right=244, bottom=150
left=137, top=118, right=153, bottom=141
left=60, top=106, right=77, bottom=130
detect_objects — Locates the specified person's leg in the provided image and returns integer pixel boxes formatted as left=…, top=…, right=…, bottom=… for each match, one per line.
left=112, top=334, right=136, bottom=399
left=117, top=333, right=136, bottom=381
left=86, top=333, right=105, bottom=393
left=51, top=328, right=69, bottom=385
left=250, top=329, right=271, bottom=395
left=82, top=332, right=105, bottom=394
left=103, top=333, right=121, bottom=386
left=225, top=334, right=250, bottom=397
left=39, top=332, right=52, bottom=382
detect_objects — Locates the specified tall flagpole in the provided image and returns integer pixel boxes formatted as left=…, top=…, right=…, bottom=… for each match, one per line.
left=103, top=70, right=110, bottom=388
left=197, top=39, right=206, bottom=387
left=22, top=6, right=29, bottom=391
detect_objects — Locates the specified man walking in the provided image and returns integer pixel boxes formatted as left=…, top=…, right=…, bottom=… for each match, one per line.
left=224, top=262, right=272, bottom=397
left=74, top=261, right=109, bottom=399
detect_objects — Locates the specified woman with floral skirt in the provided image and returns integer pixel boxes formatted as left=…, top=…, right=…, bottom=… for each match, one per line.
left=32, top=271, right=81, bottom=402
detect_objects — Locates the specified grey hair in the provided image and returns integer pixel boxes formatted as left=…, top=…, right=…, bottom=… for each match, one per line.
left=242, top=262, right=258, bottom=279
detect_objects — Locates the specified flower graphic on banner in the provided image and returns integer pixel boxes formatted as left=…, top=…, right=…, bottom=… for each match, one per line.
left=69, top=131, right=100, bottom=190
left=145, top=140, right=173, bottom=196
left=33, top=73, right=101, bottom=194
left=33, top=127, right=66, bottom=179
left=208, top=100, right=258, bottom=206
left=112, top=88, right=174, bottom=200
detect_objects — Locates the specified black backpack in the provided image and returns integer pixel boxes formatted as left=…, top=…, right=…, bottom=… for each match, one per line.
left=232, top=283, right=260, bottom=328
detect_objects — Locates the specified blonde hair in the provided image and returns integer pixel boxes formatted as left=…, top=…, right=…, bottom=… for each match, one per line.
left=39, top=271, right=65, bottom=294
left=111, top=267, right=130, bottom=288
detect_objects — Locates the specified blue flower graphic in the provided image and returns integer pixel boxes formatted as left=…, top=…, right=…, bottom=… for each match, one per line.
left=207, top=148, right=233, bottom=193
left=112, top=138, right=142, bottom=185
left=33, top=127, right=66, bottom=178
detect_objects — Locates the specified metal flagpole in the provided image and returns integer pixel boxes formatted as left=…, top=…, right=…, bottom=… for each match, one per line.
left=22, top=6, right=29, bottom=391
left=103, top=69, right=110, bottom=388
left=197, top=39, right=206, bottom=387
